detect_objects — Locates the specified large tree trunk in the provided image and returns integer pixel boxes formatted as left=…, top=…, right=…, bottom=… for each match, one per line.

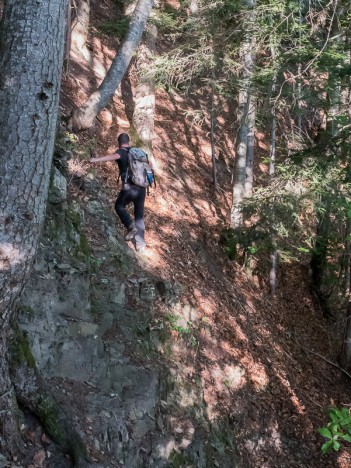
left=0, top=0, right=67, bottom=455
left=133, top=22, right=157, bottom=152
left=69, top=0, right=154, bottom=132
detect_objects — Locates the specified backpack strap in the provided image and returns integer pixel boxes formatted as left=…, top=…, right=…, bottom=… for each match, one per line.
left=115, top=147, right=129, bottom=185
left=145, top=153, right=156, bottom=188
left=120, top=147, right=130, bottom=184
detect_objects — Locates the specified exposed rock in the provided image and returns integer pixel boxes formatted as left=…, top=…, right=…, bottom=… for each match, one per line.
left=49, top=166, right=67, bottom=204
left=0, top=453, right=7, bottom=468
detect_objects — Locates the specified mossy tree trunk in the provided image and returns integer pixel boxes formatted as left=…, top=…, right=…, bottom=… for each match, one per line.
left=0, top=0, right=67, bottom=455
left=69, top=0, right=154, bottom=131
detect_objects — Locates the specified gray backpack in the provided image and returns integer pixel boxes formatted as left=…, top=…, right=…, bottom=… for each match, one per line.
left=125, top=147, right=155, bottom=188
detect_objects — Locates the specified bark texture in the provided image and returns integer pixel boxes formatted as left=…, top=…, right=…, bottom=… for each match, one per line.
left=133, top=23, right=157, bottom=151
left=244, top=93, right=256, bottom=198
left=70, top=0, right=154, bottom=131
left=230, top=0, right=256, bottom=228
left=0, top=0, right=68, bottom=454
left=71, top=0, right=90, bottom=57
left=339, top=302, right=351, bottom=369
left=231, top=88, right=249, bottom=228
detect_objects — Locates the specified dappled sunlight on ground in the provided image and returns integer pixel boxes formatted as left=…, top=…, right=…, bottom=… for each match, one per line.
left=57, top=2, right=351, bottom=464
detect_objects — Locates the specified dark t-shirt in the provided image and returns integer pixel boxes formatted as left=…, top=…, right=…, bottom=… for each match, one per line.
left=115, top=147, right=130, bottom=181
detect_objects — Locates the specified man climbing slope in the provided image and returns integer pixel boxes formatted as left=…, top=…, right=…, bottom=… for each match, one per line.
left=90, top=133, right=149, bottom=252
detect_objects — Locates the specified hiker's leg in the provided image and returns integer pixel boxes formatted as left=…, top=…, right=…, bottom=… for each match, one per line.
left=115, top=190, right=133, bottom=228
left=134, top=187, right=146, bottom=247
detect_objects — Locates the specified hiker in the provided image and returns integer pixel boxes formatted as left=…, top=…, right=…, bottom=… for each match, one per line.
left=90, top=133, right=150, bottom=252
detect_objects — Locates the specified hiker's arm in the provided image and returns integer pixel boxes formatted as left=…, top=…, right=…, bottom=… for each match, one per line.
left=90, top=153, right=120, bottom=163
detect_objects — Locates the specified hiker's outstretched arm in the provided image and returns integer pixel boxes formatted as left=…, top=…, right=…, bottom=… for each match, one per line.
left=90, top=153, right=120, bottom=163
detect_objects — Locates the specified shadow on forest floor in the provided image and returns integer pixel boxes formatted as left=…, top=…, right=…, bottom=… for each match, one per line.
left=24, top=0, right=351, bottom=465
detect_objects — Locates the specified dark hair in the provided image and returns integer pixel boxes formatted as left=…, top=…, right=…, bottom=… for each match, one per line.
left=118, top=133, right=130, bottom=146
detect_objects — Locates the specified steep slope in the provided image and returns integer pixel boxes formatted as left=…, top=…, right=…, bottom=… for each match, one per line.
left=14, top=0, right=351, bottom=467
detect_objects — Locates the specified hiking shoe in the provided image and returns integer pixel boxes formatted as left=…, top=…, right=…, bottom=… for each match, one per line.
left=136, top=244, right=146, bottom=253
left=125, top=224, right=137, bottom=241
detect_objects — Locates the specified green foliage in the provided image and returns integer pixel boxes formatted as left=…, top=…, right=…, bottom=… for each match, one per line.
left=166, top=314, right=193, bottom=335
left=170, top=449, right=195, bottom=467
left=56, top=131, right=96, bottom=162
left=90, top=300, right=104, bottom=321
left=87, top=255, right=104, bottom=268
left=110, top=250, right=130, bottom=272
left=220, top=227, right=271, bottom=261
left=37, top=395, right=88, bottom=463
left=149, top=8, right=180, bottom=33
left=10, top=326, right=36, bottom=369
left=165, top=314, right=198, bottom=347
left=97, top=18, right=130, bottom=40
left=112, top=0, right=125, bottom=8
left=318, top=408, right=351, bottom=454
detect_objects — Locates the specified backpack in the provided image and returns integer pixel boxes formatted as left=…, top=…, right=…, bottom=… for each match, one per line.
left=124, top=147, right=155, bottom=189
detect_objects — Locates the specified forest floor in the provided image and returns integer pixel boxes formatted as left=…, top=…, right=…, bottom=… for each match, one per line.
left=15, top=0, right=351, bottom=467
left=57, top=1, right=351, bottom=467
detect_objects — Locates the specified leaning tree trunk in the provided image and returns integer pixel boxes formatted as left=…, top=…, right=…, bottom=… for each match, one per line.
left=70, top=0, right=154, bottom=131
left=0, top=0, right=67, bottom=455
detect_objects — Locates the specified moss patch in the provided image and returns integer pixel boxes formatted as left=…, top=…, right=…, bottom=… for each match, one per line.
left=10, top=326, right=36, bottom=369
left=170, top=450, right=195, bottom=467
left=37, top=394, right=88, bottom=464
left=45, top=202, right=92, bottom=260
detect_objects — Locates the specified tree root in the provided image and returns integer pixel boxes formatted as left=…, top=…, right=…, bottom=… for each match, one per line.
left=296, top=338, right=351, bottom=380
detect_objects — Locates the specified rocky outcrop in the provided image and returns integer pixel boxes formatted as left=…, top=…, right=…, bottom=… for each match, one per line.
left=18, top=153, right=238, bottom=466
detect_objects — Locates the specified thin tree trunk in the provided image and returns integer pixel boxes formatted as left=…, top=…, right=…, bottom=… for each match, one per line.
left=339, top=300, right=351, bottom=369
left=269, top=22, right=278, bottom=298
left=210, top=78, right=218, bottom=190
left=339, top=38, right=351, bottom=367
left=230, top=0, right=256, bottom=228
left=296, top=0, right=302, bottom=135
left=244, top=93, right=256, bottom=198
left=231, top=88, right=249, bottom=228
left=64, top=0, right=72, bottom=69
left=269, top=86, right=277, bottom=297
left=0, top=0, right=67, bottom=455
left=70, top=0, right=154, bottom=131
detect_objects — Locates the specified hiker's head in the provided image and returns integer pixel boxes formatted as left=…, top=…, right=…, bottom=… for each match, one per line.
left=118, top=133, right=130, bottom=147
